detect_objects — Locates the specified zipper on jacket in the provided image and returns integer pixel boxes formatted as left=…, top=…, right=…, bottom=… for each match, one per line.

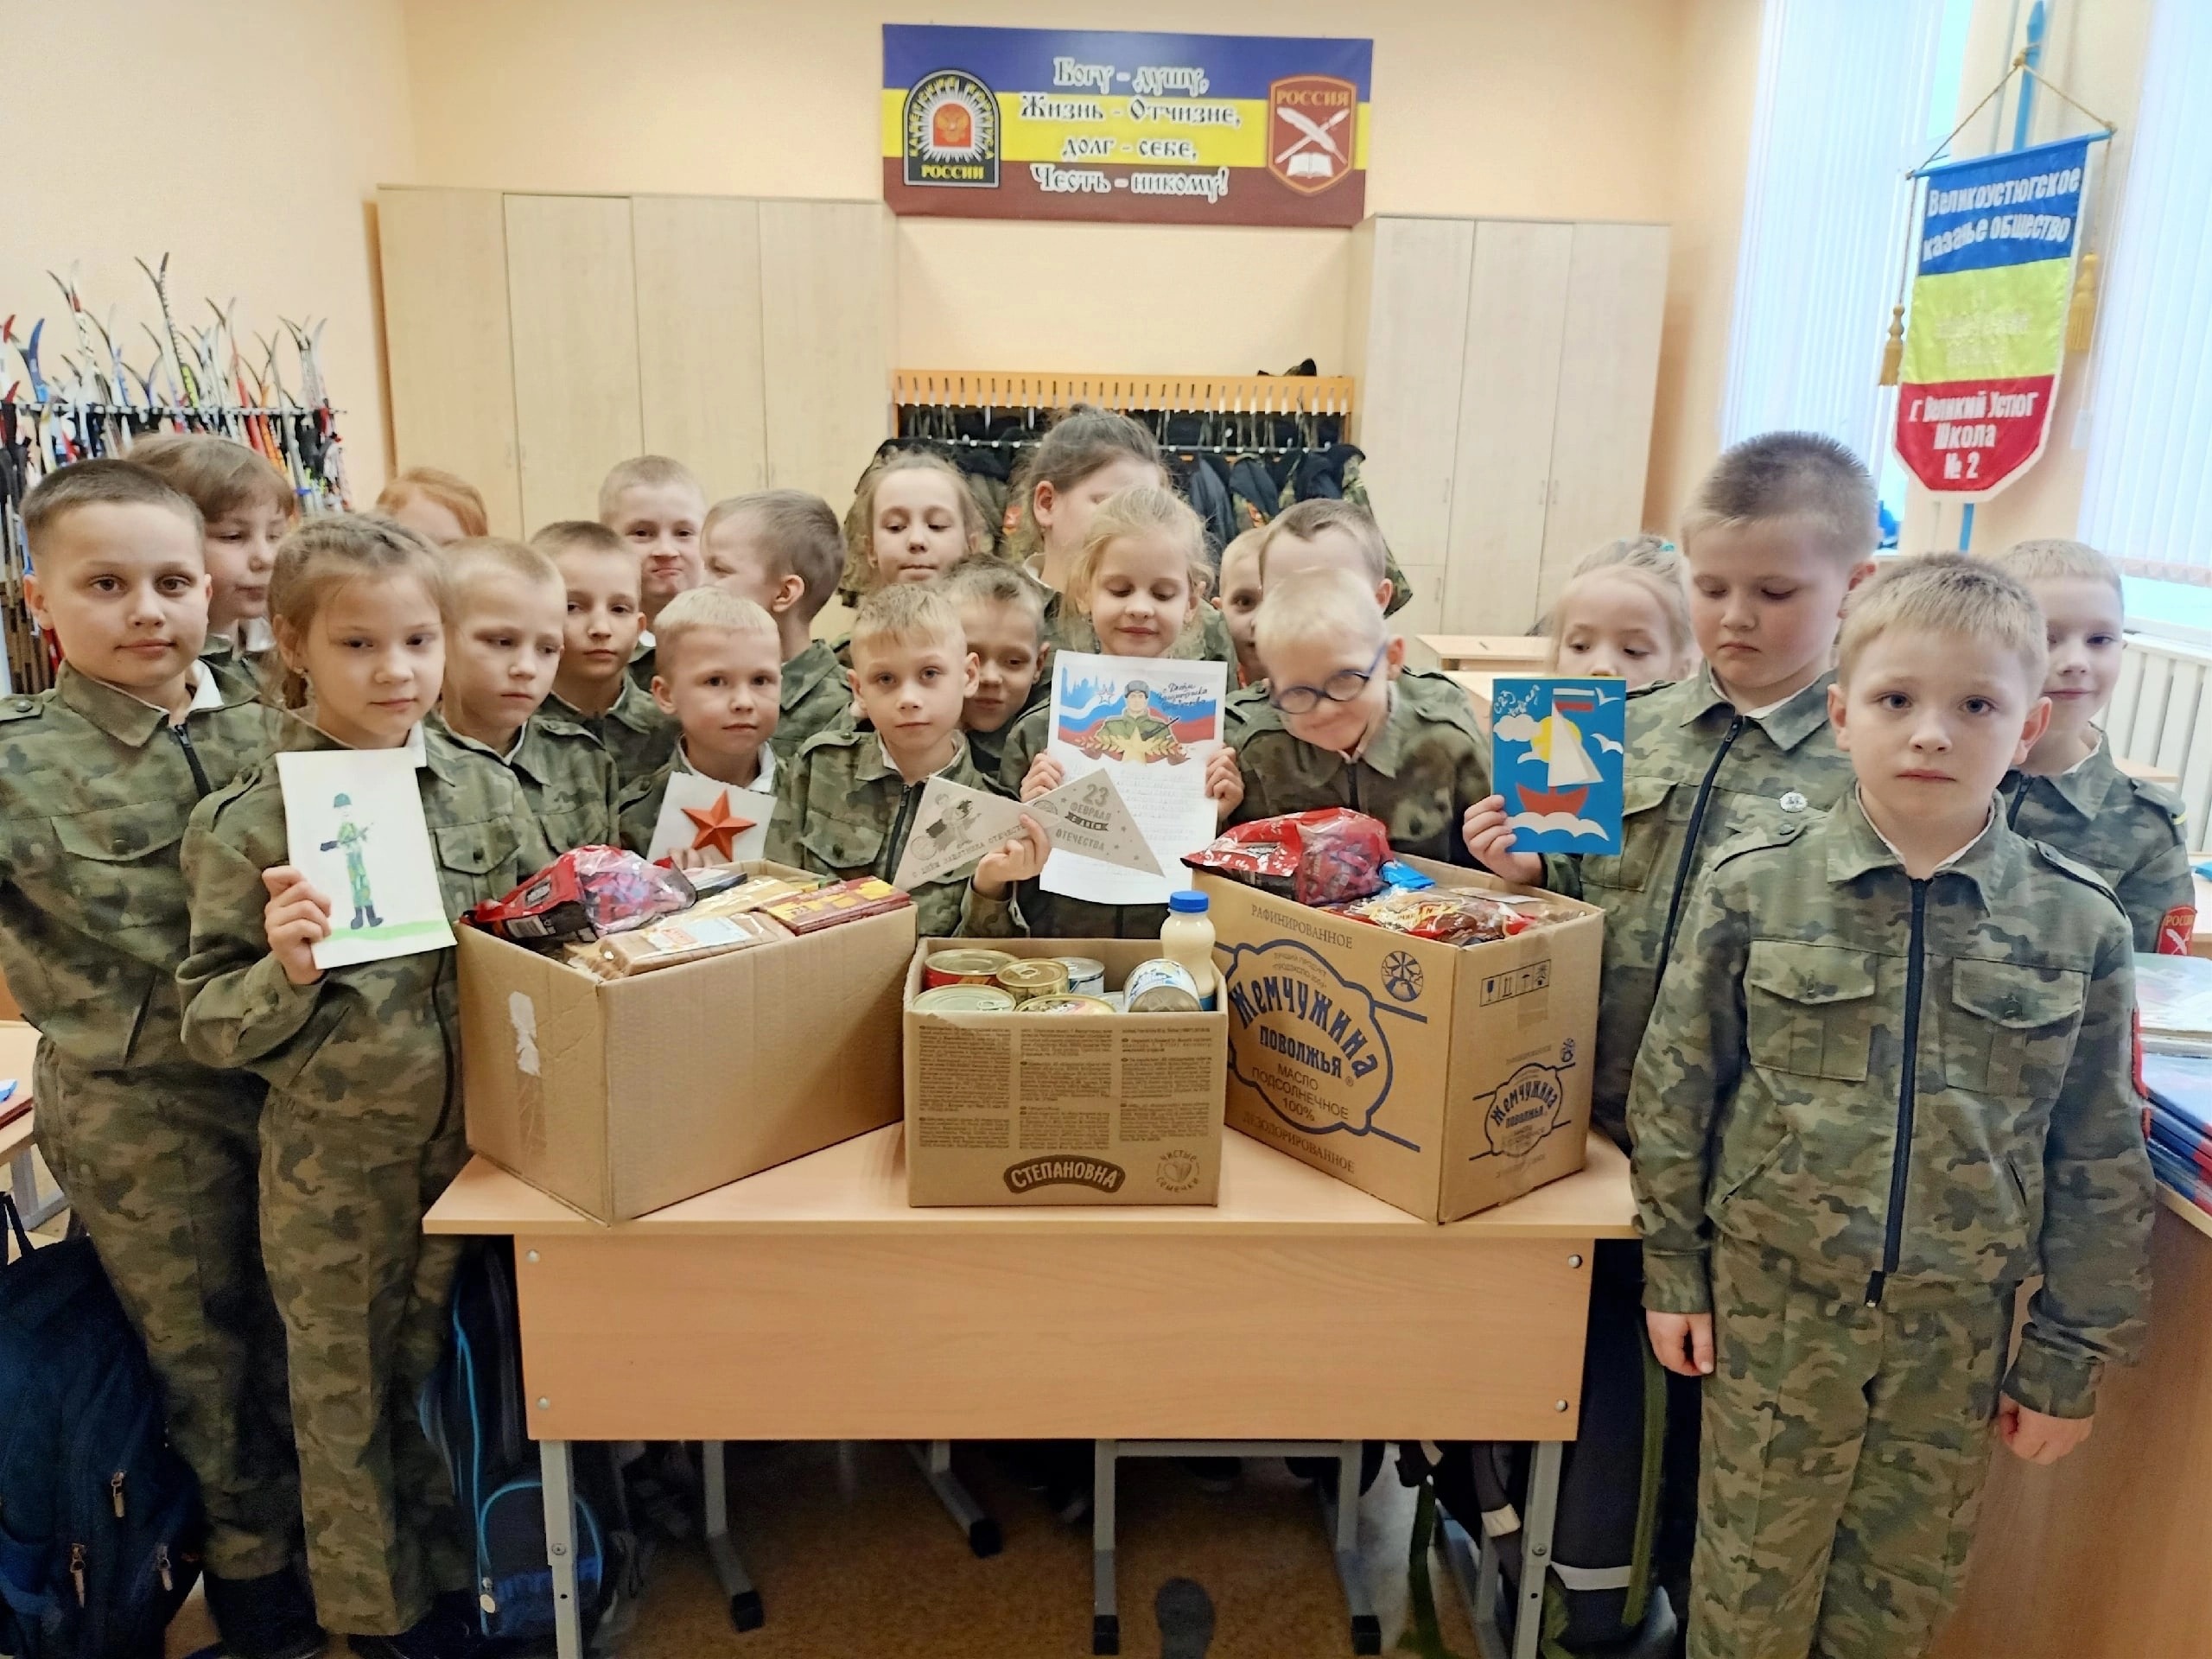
left=156, top=1545, right=173, bottom=1592
left=883, top=779, right=923, bottom=881
left=70, top=1542, right=87, bottom=1605
left=2003, top=772, right=2027, bottom=828
left=110, top=1471, right=125, bottom=1517
left=168, top=721, right=213, bottom=797
left=1868, top=877, right=1930, bottom=1307
left=1656, top=714, right=1745, bottom=968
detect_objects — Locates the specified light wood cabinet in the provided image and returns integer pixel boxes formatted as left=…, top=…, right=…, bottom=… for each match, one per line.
left=1351, top=216, right=1669, bottom=637
left=377, top=188, right=893, bottom=535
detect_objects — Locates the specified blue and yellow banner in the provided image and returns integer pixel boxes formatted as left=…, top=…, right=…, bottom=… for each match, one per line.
left=882, top=25, right=1372, bottom=227
left=1896, top=136, right=2092, bottom=499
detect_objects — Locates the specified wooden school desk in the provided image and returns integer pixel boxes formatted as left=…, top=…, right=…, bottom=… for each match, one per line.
left=1410, top=636, right=1550, bottom=676
left=426, top=1124, right=1637, bottom=1659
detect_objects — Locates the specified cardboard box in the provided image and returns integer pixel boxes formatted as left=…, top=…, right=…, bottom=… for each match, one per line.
left=903, top=939, right=1227, bottom=1206
left=1198, top=859, right=1603, bottom=1223
left=459, top=862, right=916, bottom=1222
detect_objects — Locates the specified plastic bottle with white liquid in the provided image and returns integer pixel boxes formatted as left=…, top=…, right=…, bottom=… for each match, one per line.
left=1161, top=890, right=1217, bottom=1009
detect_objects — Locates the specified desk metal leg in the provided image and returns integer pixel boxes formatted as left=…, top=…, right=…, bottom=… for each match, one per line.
left=1453, top=1441, right=1564, bottom=1659
left=8, top=1147, right=62, bottom=1230
left=906, top=1440, right=1002, bottom=1558
left=1313, top=1440, right=1382, bottom=1656
left=540, top=1440, right=583, bottom=1659
left=1091, top=1440, right=1119, bottom=1655
left=702, top=1442, right=765, bottom=1631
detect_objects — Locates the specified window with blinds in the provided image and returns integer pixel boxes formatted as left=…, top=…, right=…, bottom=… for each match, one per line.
left=2078, top=0, right=2212, bottom=579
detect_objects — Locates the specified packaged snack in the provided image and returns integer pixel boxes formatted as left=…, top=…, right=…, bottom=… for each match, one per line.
left=687, top=875, right=822, bottom=921
left=466, top=847, right=695, bottom=946
left=1330, top=887, right=1535, bottom=946
left=760, top=877, right=913, bottom=935
left=598, top=911, right=786, bottom=976
left=1182, top=809, right=1390, bottom=906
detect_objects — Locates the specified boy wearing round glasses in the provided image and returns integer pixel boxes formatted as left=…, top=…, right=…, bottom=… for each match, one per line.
left=1227, top=568, right=1491, bottom=864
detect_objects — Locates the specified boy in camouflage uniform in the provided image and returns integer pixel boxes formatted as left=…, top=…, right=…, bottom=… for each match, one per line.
left=616, top=588, right=782, bottom=856
left=434, top=537, right=618, bottom=851
left=600, top=454, right=706, bottom=691
left=6, top=462, right=315, bottom=1659
left=537, top=519, right=678, bottom=787
left=1465, top=432, right=1883, bottom=1149
left=944, top=556, right=1050, bottom=780
left=130, top=433, right=294, bottom=700
left=1631, top=556, right=2153, bottom=1659
left=699, top=487, right=854, bottom=759
left=768, top=584, right=1041, bottom=938
left=1229, top=568, right=1491, bottom=864
left=180, top=514, right=558, bottom=1650
left=1988, top=537, right=2192, bottom=953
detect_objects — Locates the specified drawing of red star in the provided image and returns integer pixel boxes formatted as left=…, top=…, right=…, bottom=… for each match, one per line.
left=683, top=790, right=756, bottom=860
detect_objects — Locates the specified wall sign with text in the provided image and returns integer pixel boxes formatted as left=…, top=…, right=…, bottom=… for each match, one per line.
left=882, top=24, right=1372, bottom=227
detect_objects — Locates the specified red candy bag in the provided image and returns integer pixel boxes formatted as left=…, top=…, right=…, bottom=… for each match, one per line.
left=465, top=847, right=696, bottom=945
left=1182, top=808, right=1390, bottom=906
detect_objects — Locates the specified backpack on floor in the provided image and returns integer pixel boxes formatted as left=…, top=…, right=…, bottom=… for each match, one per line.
left=0, top=1194, right=204, bottom=1659
left=1402, top=1251, right=1677, bottom=1656
left=420, top=1239, right=640, bottom=1649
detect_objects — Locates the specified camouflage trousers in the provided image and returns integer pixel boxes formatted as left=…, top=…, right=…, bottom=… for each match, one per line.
left=1692, top=1238, right=2012, bottom=1659
left=259, top=1074, right=472, bottom=1634
left=32, top=1040, right=302, bottom=1580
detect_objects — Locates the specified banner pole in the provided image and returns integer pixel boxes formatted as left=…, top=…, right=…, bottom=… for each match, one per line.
left=1960, top=502, right=1976, bottom=551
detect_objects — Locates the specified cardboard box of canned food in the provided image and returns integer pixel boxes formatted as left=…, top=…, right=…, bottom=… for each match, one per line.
left=459, top=861, right=915, bottom=1223
left=1195, top=858, right=1603, bottom=1224
left=902, top=939, right=1229, bottom=1206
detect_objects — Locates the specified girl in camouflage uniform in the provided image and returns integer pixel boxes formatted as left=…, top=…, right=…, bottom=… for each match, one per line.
left=181, top=517, right=556, bottom=1659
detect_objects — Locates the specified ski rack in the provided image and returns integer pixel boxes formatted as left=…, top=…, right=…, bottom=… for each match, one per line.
left=890, top=370, right=1356, bottom=420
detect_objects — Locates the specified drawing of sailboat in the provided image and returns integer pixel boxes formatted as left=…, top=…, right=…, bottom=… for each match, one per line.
left=1516, top=688, right=1601, bottom=817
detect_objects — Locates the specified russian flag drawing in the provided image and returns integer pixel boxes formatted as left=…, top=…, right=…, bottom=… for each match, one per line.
left=1895, top=136, right=2093, bottom=501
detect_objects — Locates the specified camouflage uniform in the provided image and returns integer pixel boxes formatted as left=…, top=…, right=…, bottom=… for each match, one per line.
left=1228, top=671, right=1491, bottom=864
left=2004, top=734, right=2191, bottom=955
left=546, top=674, right=677, bottom=792
left=5, top=666, right=298, bottom=1580
left=1629, top=792, right=2153, bottom=1659
left=626, top=636, right=657, bottom=691
left=430, top=711, right=620, bottom=855
left=775, top=638, right=855, bottom=760
left=615, top=742, right=778, bottom=856
left=179, top=724, right=556, bottom=1635
left=199, top=634, right=266, bottom=701
left=766, top=721, right=1019, bottom=938
left=966, top=676, right=1052, bottom=783
left=1543, top=669, right=1854, bottom=1149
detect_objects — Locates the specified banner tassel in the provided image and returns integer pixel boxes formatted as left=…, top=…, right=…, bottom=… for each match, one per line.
left=2066, top=251, right=2100, bottom=353
left=1879, top=304, right=1905, bottom=387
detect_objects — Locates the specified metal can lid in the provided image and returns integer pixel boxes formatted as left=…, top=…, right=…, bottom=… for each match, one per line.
left=1053, top=957, right=1108, bottom=980
left=1015, top=994, right=1118, bottom=1015
left=914, top=985, right=1018, bottom=1014
left=926, top=948, right=1017, bottom=976
left=996, top=959, right=1072, bottom=993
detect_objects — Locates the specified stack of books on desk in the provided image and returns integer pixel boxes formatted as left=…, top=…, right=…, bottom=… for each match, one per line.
left=2135, top=952, right=2212, bottom=1059
left=2140, top=1054, right=2212, bottom=1220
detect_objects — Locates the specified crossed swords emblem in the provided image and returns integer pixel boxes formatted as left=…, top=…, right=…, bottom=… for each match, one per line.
left=1274, top=105, right=1350, bottom=172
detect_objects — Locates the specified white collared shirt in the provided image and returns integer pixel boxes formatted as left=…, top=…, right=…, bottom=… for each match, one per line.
left=1861, top=789, right=1998, bottom=874
left=403, top=722, right=429, bottom=769
left=676, top=740, right=776, bottom=792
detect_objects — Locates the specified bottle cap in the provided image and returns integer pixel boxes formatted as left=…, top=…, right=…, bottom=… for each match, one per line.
left=1168, top=889, right=1209, bottom=914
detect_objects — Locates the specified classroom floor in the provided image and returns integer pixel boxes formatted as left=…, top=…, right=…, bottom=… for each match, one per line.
left=160, top=1440, right=1487, bottom=1659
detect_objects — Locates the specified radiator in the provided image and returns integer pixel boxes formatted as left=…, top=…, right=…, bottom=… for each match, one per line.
left=2109, top=634, right=2212, bottom=844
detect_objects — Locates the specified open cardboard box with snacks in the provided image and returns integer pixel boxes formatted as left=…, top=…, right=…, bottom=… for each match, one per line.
left=902, top=939, right=1229, bottom=1207
left=458, top=860, right=915, bottom=1223
left=1195, top=855, right=1604, bottom=1224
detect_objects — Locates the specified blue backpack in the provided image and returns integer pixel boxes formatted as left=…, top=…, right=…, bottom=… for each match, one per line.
left=419, top=1241, right=608, bottom=1645
left=0, top=1193, right=204, bottom=1659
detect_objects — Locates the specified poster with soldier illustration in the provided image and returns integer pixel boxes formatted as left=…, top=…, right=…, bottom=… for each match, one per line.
left=276, top=747, right=455, bottom=969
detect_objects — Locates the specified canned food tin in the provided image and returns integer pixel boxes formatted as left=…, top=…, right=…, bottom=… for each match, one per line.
left=1015, top=994, right=1117, bottom=1016
left=925, top=948, right=1017, bottom=988
left=913, top=985, right=1017, bottom=1014
left=995, top=959, right=1071, bottom=1002
left=1053, top=956, right=1108, bottom=996
left=1124, top=957, right=1203, bottom=1013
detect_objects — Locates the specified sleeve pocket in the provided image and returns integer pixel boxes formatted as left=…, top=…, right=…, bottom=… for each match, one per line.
left=1744, top=940, right=1879, bottom=1082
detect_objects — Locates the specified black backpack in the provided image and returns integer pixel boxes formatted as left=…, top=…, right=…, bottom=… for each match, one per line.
left=419, top=1241, right=638, bottom=1648
left=0, top=1194, right=204, bottom=1659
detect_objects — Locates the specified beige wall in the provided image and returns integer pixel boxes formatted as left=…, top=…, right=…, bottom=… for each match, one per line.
left=401, top=0, right=1691, bottom=374
left=1900, top=0, right=2156, bottom=556
left=3, top=1, right=415, bottom=497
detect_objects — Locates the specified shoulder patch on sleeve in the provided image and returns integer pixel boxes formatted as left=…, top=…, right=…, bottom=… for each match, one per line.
left=0, top=696, right=42, bottom=725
